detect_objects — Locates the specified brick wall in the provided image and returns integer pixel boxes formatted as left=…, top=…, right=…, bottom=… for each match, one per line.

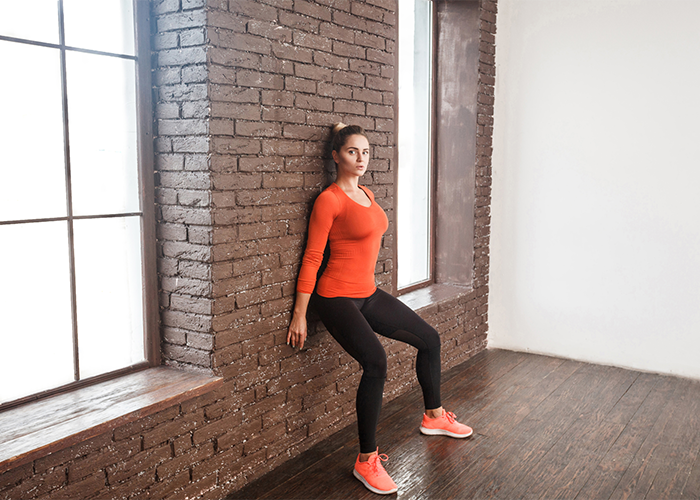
left=153, top=0, right=215, bottom=371
left=0, top=0, right=496, bottom=498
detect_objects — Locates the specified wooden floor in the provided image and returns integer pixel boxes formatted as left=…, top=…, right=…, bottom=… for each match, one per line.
left=227, top=349, right=700, bottom=500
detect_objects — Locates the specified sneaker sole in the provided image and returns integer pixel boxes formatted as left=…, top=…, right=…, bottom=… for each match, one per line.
left=353, top=468, right=398, bottom=495
left=419, top=425, right=473, bottom=438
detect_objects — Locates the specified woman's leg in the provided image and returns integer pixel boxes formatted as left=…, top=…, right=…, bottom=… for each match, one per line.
left=360, top=290, right=473, bottom=439
left=311, top=294, right=388, bottom=454
left=360, top=289, right=442, bottom=410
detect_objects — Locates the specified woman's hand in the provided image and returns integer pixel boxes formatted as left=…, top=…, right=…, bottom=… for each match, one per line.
left=287, top=292, right=311, bottom=350
left=287, top=312, right=307, bottom=349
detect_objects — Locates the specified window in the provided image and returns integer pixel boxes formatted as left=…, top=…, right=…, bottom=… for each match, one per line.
left=397, top=0, right=481, bottom=292
left=0, top=0, right=156, bottom=408
left=397, top=0, right=434, bottom=291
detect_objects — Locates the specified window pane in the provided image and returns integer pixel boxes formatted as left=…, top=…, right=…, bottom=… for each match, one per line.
left=0, top=222, right=74, bottom=404
left=74, top=216, right=145, bottom=379
left=398, top=0, right=433, bottom=289
left=0, top=42, right=66, bottom=222
left=0, top=0, right=59, bottom=44
left=63, top=0, right=135, bottom=56
left=66, top=51, right=140, bottom=216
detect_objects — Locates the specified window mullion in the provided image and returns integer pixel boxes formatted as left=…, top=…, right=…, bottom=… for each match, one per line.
left=57, top=0, right=80, bottom=383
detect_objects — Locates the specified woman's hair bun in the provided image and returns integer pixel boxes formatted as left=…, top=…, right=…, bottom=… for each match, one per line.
left=332, top=122, right=348, bottom=135
left=330, top=122, right=367, bottom=153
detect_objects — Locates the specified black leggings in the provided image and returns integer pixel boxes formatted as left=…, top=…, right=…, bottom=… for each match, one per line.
left=311, top=288, right=441, bottom=453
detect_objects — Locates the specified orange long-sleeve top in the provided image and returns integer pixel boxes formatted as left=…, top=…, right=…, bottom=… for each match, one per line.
left=296, top=183, right=389, bottom=298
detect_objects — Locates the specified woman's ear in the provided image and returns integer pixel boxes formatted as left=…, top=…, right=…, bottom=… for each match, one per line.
left=331, top=149, right=339, bottom=164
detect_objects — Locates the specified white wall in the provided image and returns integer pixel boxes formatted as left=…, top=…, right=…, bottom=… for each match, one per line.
left=490, top=0, right=700, bottom=378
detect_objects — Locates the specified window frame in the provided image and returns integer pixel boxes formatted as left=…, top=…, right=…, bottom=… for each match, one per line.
left=0, top=0, right=158, bottom=412
left=395, top=0, right=480, bottom=295
left=395, top=0, right=439, bottom=295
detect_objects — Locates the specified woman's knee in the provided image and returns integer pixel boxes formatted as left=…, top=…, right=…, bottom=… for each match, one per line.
left=362, top=351, right=388, bottom=379
left=422, top=327, right=441, bottom=354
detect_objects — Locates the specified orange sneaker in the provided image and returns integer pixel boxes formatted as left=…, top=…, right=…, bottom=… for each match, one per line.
left=353, top=449, right=398, bottom=495
left=419, top=410, right=473, bottom=438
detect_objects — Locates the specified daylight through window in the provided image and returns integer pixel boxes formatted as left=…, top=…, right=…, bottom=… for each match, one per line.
left=0, top=0, right=149, bottom=406
left=397, top=0, right=433, bottom=290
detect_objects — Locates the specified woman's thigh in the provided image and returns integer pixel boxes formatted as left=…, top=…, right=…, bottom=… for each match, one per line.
left=311, top=294, right=387, bottom=377
left=361, top=289, right=440, bottom=351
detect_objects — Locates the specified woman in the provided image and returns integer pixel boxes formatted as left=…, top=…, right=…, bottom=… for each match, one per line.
left=287, top=123, right=472, bottom=495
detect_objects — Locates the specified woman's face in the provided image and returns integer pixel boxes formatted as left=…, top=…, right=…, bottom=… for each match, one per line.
left=332, top=134, right=370, bottom=180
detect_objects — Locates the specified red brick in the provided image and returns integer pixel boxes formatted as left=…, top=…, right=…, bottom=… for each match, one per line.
left=236, top=285, right=282, bottom=308
left=355, top=31, right=385, bottom=50
left=211, top=137, right=261, bottom=155
left=292, top=31, right=332, bottom=52
left=262, top=106, right=308, bottom=124
left=239, top=221, right=287, bottom=241
left=261, top=90, right=295, bottom=107
left=228, top=0, right=278, bottom=22
left=237, top=70, right=284, bottom=90
left=2, top=465, right=66, bottom=499
left=332, top=70, right=365, bottom=87
left=351, top=2, right=384, bottom=21
left=334, top=99, right=365, bottom=115
left=156, top=442, right=215, bottom=480
left=191, top=444, right=244, bottom=484
left=294, top=0, right=332, bottom=21
left=278, top=11, right=321, bottom=33
left=295, top=94, right=334, bottom=112
left=247, top=20, right=293, bottom=42
left=261, top=139, right=306, bottom=156
left=192, top=412, right=243, bottom=445
left=365, top=0, right=396, bottom=12
left=106, top=444, right=172, bottom=483
left=216, top=416, right=263, bottom=451
left=317, top=82, right=353, bottom=99
left=366, top=47, right=393, bottom=65
left=285, top=76, right=317, bottom=93
left=271, top=42, right=314, bottom=63
left=365, top=74, right=393, bottom=91
left=353, top=87, right=383, bottom=104
left=236, top=121, right=283, bottom=137
left=283, top=124, right=328, bottom=140
left=295, top=63, right=333, bottom=82
left=46, top=471, right=105, bottom=500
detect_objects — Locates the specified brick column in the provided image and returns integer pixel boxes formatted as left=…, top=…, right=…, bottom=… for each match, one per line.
left=152, top=0, right=215, bottom=370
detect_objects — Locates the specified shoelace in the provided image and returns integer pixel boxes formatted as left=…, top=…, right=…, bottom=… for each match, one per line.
left=444, top=411, right=457, bottom=424
left=369, top=453, right=390, bottom=473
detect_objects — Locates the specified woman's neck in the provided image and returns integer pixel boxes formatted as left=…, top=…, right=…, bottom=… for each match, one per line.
left=335, top=174, right=360, bottom=192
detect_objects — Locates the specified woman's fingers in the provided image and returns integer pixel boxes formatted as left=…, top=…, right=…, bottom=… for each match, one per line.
left=292, top=331, right=306, bottom=349
left=287, top=326, right=306, bottom=349
left=287, top=313, right=307, bottom=349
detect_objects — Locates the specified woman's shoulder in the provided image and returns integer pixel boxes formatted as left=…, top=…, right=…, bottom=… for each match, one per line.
left=314, top=184, right=344, bottom=211
left=319, top=183, right=343, bottom=200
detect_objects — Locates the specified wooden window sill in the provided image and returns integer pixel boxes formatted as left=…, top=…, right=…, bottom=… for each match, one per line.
left=398, top=283, right=472, bottom=312
left=0, top=367, right=223, bottom=474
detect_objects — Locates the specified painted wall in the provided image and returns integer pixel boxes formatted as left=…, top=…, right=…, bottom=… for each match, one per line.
left=490, top=0, right=700, bottom=378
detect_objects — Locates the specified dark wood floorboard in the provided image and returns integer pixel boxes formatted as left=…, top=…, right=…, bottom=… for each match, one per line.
left=225, top=349, right=700, bottom=500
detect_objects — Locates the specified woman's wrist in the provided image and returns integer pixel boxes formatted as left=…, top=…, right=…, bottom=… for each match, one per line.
left=292, top=292, right=311, bottom=318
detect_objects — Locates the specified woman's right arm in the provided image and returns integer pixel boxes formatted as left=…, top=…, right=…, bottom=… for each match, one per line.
left=287, top=190, right=339, bottom=351
left=287, top=292, right=311, bottom=349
